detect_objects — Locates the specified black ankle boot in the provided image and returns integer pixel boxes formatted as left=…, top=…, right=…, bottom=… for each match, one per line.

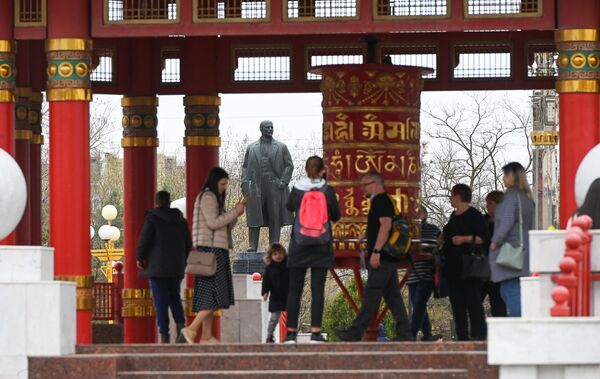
left=160, top=333, right=170, bottom=344
left=176, top=323, right=186, bottom=343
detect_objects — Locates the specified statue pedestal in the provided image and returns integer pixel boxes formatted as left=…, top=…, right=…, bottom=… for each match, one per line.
left=0, top=246, right=76, bottom=379
left=231, top=250, right=266, bottom=275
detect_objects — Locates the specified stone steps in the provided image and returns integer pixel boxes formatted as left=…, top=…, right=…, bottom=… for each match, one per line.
left=77, top=341, right=487, bottom=354
left=117, top=369, right=470, bottom=378
left=29, top=342, right=497, bottom=379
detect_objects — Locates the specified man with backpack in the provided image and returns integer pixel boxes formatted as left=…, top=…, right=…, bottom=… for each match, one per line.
left=336, top=170, right=412, bottom=341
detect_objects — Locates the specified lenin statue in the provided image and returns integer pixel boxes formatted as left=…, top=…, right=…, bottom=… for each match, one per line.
left=241, top=120, right=294, bottom=252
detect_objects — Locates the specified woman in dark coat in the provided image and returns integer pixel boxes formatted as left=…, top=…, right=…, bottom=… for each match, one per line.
left=283, top=156, right=340, bottom=344
left=442, top=183, right=489, bottom=340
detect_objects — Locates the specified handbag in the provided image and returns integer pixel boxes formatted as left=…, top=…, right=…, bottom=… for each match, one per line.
left=496, top=195, right=524, bottom=271
left=461, top=242, right=490, bottom=281
left=185, top=249, right=216, bottom=276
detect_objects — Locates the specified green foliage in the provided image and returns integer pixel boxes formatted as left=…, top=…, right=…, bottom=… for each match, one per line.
left=322, top=277, right=395, bottom=341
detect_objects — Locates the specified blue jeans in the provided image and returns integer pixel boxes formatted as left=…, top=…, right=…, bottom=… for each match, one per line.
left=149, top=278, right=186, bottom=335
left=408, top=281, right=433, bottom=339
left=499, top=278, right=521, bottom=317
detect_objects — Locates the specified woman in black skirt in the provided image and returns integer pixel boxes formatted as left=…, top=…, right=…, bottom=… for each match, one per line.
left=179, top=167, right=247, bottom=344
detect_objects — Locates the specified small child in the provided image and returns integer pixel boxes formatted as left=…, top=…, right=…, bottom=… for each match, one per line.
left=261, top=243, right=289, bottom=343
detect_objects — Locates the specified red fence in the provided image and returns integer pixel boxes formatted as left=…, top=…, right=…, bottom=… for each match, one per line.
left=551, top=215, right=596, bottom=317
left=92, top=262, right=124, bottom=323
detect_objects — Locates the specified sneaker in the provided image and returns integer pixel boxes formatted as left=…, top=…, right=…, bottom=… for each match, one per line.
left=335, top=328, right=361, bottom=342
left=179, top=327, right=196, bottom=344
left=310, top=332, right=327, bottom=343
left=266, top=336, right=275, bottom=343
left=283, top=331, right=297, bottom=344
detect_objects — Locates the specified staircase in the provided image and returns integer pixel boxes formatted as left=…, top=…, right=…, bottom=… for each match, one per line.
left=29, top=342, right=497, bottom=378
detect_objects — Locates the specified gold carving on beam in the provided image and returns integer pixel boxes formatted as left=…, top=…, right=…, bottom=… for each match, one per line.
left=323, top=106, right=420, bottom=114
left=121, top=97, right=159, bottom=107
left=46, top=39, right=93, bottom=52
left=32, top=134, right=44, bottom=145
left=325, top=143, right=419, bottom=150
left=556, top=80, right=600, bottom=93
left=184, top=95, right=221, bottom=106
left=15, top=130, right=33, bottom=140
left=47, top=88, right=92, bottom=101
left=183, top=136, right=222, bottom=147
left=55, top=275, right=94, bottom=288
left=531, top=131, right=559, bottom=146
left=121, top=288, right=155, bottom=317
left=0, top=40, right=13, bottom=53
left=556, top=29, right=599, bottom=43
left=121, top=137, right=159, bottom=148
left=0, top=90, right=14, bottom=103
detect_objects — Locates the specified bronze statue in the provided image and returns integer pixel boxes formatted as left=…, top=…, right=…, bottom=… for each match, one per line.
left=241, top=120, right=294, bottom=251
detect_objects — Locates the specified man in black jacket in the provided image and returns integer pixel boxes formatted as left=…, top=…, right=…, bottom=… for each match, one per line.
left=137, top=191, right=192, bottom=343
left=337, top=171, right=412, bottom=341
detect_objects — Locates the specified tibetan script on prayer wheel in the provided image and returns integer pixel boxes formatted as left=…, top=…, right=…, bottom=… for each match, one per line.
left=312, top=64, right=432, bottom=250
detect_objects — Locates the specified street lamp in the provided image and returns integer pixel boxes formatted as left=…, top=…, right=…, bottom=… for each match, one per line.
left=91, top=204, right=124, bottom=282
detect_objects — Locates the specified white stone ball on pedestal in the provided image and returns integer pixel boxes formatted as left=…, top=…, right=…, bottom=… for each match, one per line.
left=0, top=148, right=27, bottom=240
left=575, top=144, right=600, bottom=206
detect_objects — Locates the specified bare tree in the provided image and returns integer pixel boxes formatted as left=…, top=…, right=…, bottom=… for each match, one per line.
left=421, top=92, right=532, bottom=226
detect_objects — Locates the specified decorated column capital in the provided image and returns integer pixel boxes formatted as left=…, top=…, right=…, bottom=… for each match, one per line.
left=121, top=96, right=159, bottom=148
left=0, top=39, right=15, bottom=103
left=555, top=29, right=600, bottom=93
left=29, top=92, right=44, bottom=145
left=15, top=87, right=33, bottom=141
left=183, top=95, right=221, bottom=147
left=46, top=38, right=93, bottom=101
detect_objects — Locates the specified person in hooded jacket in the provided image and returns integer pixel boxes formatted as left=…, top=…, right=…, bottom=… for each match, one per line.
left=261, top=242, right=289, bottom=343
left=136, top=190, right=193, bottom=343
left=283, top=155, right=341, bottom=344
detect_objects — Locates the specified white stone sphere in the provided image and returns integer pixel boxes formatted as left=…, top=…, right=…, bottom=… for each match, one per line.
left=575, top=144, right=600, bottom=206
left=0, top=148, right=27, bottom=240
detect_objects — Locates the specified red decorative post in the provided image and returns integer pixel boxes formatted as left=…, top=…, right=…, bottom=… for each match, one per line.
left=121, top=96, right=158, bottom=343
left=0, top=8, right=16, bottom=244
left=555, top=1, right=600, bottom=226
left=14, top=87, right=32, bottom=245
left=183, top=95, right=221, bottom=339
left=46, top=0, right=94, bottom=343
left=315, top=64, right=431, bottom=340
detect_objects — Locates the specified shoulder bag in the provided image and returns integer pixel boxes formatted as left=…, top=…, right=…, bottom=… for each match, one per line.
left=461, top=239, right=490, bottom=281
left=496, top=194, right=524, bottom=271
left=185, top=248, right=216, bottom=276
left=185, top=190, right=217, bottom=276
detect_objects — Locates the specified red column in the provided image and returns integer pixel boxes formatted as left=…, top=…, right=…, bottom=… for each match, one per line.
left=29, top=92, right=43, bottom=245
left=14, top=88, right=32, bottom=245
left=0, top=38, right=15, bottom=245
left=183, top=95, right=221, bottom=338
left=122, top=96, right=158, bottom=343
left=556, top=2, right=600, bottom=226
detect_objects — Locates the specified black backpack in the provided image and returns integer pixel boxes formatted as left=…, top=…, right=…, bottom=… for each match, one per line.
left=382, top=195, right=412, bottom=259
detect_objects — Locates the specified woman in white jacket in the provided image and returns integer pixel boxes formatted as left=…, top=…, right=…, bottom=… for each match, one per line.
left=180, top=167, right=247, bottom=343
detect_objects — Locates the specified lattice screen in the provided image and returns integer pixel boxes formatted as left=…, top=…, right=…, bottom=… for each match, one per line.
left=234, top=48, right=292, bottom=81
left=91, top=48, right=115, bottom=83
left=161, top=49, right=181, bottom=83
left=16, top=0, right=44, bottom=24
left=375, top=0, right=447, bottom=17
left=195, top=0, right=267, bottom=20
left=106, top=0, right=178, bottom=22
left=454, top=45, right=511, bottom=79
left=287, top=0, right=357, bottom=19
left=466, top=0, right=539, bottom=16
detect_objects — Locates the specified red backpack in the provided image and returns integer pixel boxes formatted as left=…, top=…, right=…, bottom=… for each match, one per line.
left=294, top=187, right=330, bottom=246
